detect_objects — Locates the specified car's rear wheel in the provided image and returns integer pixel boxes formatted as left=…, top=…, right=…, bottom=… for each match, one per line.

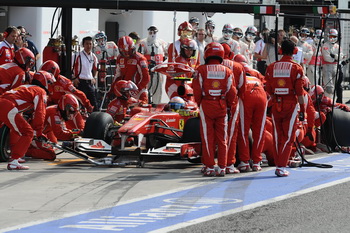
left=83, top=112, right=114, bottom=158
left=0, top=125, right=10, bottom=162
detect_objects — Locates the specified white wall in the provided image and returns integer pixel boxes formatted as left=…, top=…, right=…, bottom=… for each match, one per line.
left=8, top=7, right=99, bottom=67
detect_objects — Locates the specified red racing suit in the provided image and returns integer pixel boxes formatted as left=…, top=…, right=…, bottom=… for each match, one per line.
left=193, top=60, right=237, bottom=168
left=49, top=74, right=90, bottom=130
left=0, top=41, right=15, bottom=65
left=106, top=97, right=138, bottom=123
left=0, top=63, right=27, bottom=95
left=49, top=75, right=92, bottom=109
left=222, top=59, right=246, bottom=166
left=237, top=73, right=267, bottom=164
left=265, top=55, right=305, bottom=168
left=27, top=105, right=82, bottom=160
left=0, top=85, right=47, bottom=159
left=113, top=52, right=150, bottom=104
left=300, top=92, right=317, bottom=149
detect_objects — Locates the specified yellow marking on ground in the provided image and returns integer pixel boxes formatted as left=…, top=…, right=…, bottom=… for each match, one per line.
left=49, top=158, right=84, bottom=165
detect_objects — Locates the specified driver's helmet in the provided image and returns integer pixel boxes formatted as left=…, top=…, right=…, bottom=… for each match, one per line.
left=169, top=96, right=186, bottom=110
left=95, top=31, right=107, bottom=47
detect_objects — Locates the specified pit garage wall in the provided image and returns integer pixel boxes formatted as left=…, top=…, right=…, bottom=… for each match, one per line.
left=8, top=7, right=99, bottom=68
left=7, top=6, right=254, bottom=67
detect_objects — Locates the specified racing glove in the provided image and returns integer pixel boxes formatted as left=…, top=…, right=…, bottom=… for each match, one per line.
left=305, top=130, right=314, bottom=142
left=330, top=53, right=335, bottom=59
left=86, top=104, right=94, bottom=113
left=71, top=129, right=82, bottom=138
left=37, top=135, right=49, bottom=143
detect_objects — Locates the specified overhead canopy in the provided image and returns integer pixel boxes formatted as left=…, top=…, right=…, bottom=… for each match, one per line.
left=0, top=0, right=331, bottom=15
left=1, top=0, right=332, bottom=76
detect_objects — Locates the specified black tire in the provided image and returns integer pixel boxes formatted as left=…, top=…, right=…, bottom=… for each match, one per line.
left=181, top=117, right=201, bottom=143
left=187, top=157, right=201, bottom=164
left=180, top=117, right=202, bottom=164
left=0, top=125, right=10, bottom=162
left=324, top=108, right=350, bottom=150
left=83, top=112, right=114, bottom=158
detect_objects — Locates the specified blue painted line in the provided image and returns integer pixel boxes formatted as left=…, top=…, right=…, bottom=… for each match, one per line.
left=6, top=153, right=350, bottom=233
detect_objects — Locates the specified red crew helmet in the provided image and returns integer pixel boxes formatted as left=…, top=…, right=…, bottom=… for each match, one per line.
left=14, top=48, right=35, bottom=71
left=221, top=43, right=234, bottom=60
left=204, top=42, right=225, bottom=63
left=309, top=85, right=324, bottom=100
left=178, top=21, right=193, bottom=37
left=234, top=54, right=248, bottom=63
left=40, top=60, right=61, bottom=78
left=113, top=80, right=138, bottom=98
left=32, top=70, right=56, bottom=93
left=58, top=94, right=80, bottom=120
left=117, top=36, right=135, bottom=58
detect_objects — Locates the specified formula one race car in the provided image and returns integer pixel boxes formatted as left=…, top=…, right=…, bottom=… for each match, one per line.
left=0, top=105, right=202, bottom=167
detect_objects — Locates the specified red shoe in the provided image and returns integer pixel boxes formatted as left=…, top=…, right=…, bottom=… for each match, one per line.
left=7, top=160, right=29, bottom=170
left=275, top=167, right=289, bottom=177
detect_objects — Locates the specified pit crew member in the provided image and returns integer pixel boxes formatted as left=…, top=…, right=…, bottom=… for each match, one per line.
left=193, top=42, right=237, bottom=177
left=1, top=70, right=55, bottom=170
left=0, top=47, right=35, bottom=94
left=113, top=36, right=150, bottom=104
left=265, top=39, right=305, bottom=177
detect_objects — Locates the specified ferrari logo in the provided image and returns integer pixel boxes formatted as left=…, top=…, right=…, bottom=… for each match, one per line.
left=212, top=80, right=220, bottom=88
left=277, top=79, right=286, bottom=87
left=179, top=119, right=185, bottom=130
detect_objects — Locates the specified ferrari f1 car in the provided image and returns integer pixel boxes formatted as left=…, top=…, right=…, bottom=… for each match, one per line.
left=0, top=105, right=202, bottom=167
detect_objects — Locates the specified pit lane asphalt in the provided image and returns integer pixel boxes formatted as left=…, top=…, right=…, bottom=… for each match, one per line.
left=0, top=150, right=346, bottom=233
left=1, top=90, right=350, bottom=233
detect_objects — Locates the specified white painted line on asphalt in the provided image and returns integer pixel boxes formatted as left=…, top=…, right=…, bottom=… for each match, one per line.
left=151, top=175, right=350, bottom=233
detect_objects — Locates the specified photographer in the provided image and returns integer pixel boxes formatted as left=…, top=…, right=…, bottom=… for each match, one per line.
left=16, top=26, right=40, bottom=70
left=261, top=30, right=283, bottom=67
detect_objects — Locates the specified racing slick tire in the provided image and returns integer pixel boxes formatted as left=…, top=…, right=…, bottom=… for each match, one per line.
left=323, top=108, right=350, bottom=151
left=181, top=117, right=202, bottom=164
left=0, top=125, right=10, bottom=162
left=83, top=112, right=114, bottom=158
